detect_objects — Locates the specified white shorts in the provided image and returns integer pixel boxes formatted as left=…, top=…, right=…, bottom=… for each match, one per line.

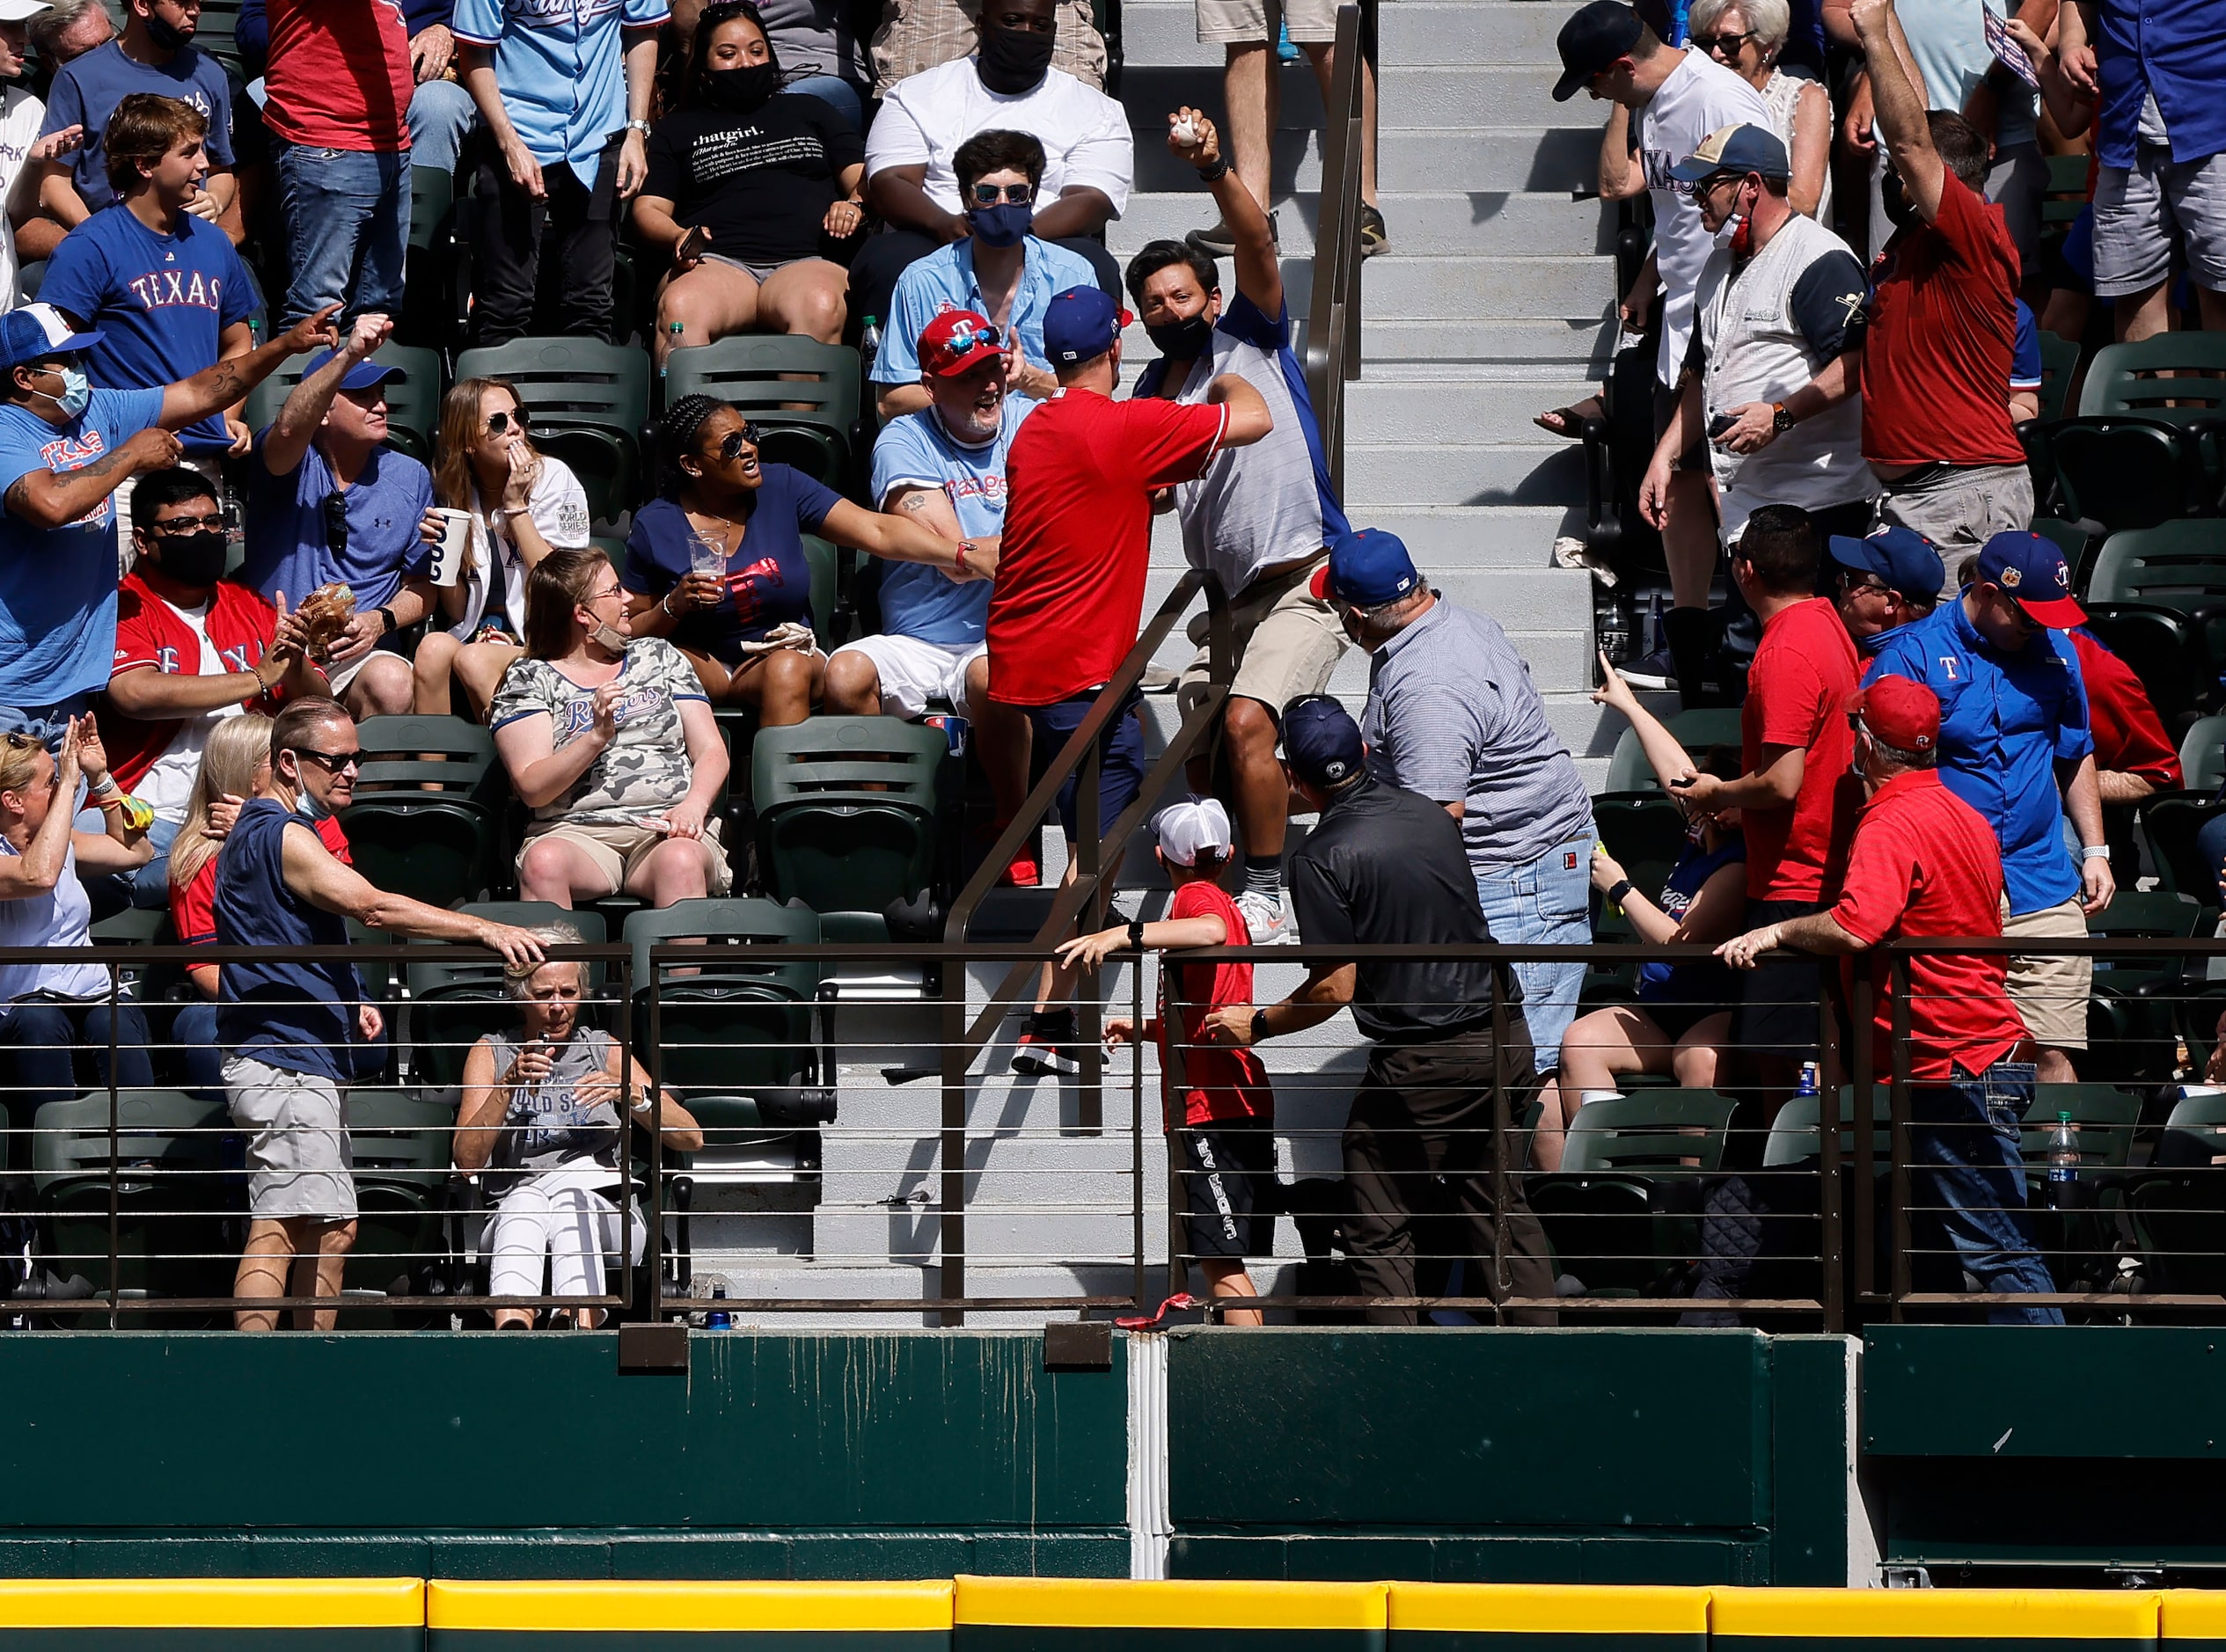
left=830, top=632, right=985, bottom=719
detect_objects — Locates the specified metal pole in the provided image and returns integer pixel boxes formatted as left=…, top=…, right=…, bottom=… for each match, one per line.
left=1888, top=953, right=1912, bottom=1321
left=106, top=963, right=120, bottom=1328
left=1490, top=975, right=1510, bottom=1327
left=634, top=948, right=653, bottom=1322
left=1819, top=974, right=1842, bottom=1334
left=1078, top=735, right=1104, bottom=1135
left=1852, top=958, right=1875, bottom=1307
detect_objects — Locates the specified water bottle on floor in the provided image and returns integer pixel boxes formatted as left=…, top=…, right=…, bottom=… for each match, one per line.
left=2047, top=1111, right=2079, bottom=1210
left=860, top=315, right=883, bottom=373
left=706, top=1282, right=733, bottom=1330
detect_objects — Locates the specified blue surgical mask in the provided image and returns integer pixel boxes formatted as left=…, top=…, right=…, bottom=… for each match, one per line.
left=967, top=201, right=1033, bottom=247
left=294, top=785, right=333, bottom=822
left=44, top=366, right=89, bottom=420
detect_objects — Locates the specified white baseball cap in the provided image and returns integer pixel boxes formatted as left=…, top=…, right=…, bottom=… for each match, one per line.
left=1153, top=797, right=1232, bottom=867
left=0, top=2, right=52, bottom=19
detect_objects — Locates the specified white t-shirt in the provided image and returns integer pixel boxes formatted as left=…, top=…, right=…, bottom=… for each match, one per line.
left=137, top=596, right=240, bottom=823
left=446, top=454, right=593, bottom=640
left=864, top=57, right=1132, bottom=217
left=1631, top=49, right=1771, bottom=386
left=0, top=85, right=45, bottom=311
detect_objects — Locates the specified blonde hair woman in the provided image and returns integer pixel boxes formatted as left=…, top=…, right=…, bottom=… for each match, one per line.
left=413, top=376, right=593, bottom=720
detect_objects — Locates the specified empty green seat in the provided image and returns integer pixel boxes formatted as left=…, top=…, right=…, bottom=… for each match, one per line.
left=339, top=717, right=505, bottom=910
left=751, top=716, right=945, bottom=931
left=340, top=1088, right=458, bottom=1320
left=1601, top=707, right=1743, bottom=793
left=1529, top=1088, right=1736, bottom=1296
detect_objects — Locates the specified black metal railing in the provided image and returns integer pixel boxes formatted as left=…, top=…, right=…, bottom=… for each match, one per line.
left=1304, top=2, right=1367, bottom=497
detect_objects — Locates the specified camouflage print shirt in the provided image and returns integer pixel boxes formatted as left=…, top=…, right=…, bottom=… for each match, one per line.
left=490, top=638, right=709, bottom=830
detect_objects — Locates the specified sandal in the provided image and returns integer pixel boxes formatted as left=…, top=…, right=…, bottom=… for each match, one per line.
left=1534, top=397, right=1605, bottom=439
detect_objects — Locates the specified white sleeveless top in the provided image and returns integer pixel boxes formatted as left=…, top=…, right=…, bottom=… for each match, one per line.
left=1760, top=69, right=1832, bottom=224
left=0, top=837, right=106, bottom=1001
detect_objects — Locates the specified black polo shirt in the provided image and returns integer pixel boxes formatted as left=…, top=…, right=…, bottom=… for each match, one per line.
left=1286, top=773, right=1509, bottom=1043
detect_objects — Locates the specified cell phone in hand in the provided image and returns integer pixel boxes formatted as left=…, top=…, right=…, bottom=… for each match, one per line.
left=1707, top=411, right=1739, bottom=439
left=677, top=224, right=710, bottom=262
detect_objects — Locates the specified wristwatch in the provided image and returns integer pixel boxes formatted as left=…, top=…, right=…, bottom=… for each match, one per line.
left=1249, top=1007, right=1270, bottom=1044
left=1770, top=401, right=1796, bottom=434
left=1196, top=156, right=1232, bottom=183
left=626, top=119, right=653, bottom=136
left=375, top=605, right=398, bottom=636
left=1606, top=878, right=1636, bottom=908
left=1127, top=917, right=1146, bottom=947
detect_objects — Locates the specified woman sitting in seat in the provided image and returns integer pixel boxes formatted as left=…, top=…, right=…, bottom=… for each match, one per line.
left=491, top=548, right=736, bottom=910
left=455, top=943, right=701, bottom=1328
left=622, top=395, right=985, bottom=725
left=0, top=716, right=154, bottom=1168
left=1534, top=657, right=1748, bottom=1172
left=414, top=377, right=594, bottom=720
left=633, top=0, right=868, bottom=367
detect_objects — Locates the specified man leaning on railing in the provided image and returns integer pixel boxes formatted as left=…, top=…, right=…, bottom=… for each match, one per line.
left=1717, top=676, right=2063, bottom=1324
left=215, top=696, right=545, bottom=1334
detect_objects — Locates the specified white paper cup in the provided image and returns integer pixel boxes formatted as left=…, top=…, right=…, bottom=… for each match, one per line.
left=430, top=508, right=473, bottom=587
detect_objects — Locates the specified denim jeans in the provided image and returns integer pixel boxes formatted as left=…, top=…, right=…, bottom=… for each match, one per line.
left=783, top=73, right=863, bottom=129
left=1910, top=1059, right=2066, bottom=1325
left=407, top=77, right=478, bottom=177
left=172, top=998, right=226, bottom=1100
left=275, top=140, right=410, bottom=324
left=0, top=997, right=155, bottom=1170
left=0, top=693, right=94, bottom=749
left=1472, top=830, right=1594, bottom=1075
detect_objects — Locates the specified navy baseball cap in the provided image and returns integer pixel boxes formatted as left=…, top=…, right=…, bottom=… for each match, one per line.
left=0, top=303, right=101, bottom=373
left=1041, top=286, right=1131, bottom=368
left=1553, top=0, right=1645, bottom=100
left=1281, top=695, right=1366, bottom=789
left=1827, top=525, right=1944, bottom=600
left=1669, top=123, right=1792, bottom=184
left=301, top=347, right=404, bottom=392
left=1312, top=527, right=1421, bottom=606
left=1974, top=530, right=2085, bottom=627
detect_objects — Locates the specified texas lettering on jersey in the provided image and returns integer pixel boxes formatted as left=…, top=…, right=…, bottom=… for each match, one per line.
left=38, top=426, right=116, bottom=529
left=125, top=267, right=226, bottom=314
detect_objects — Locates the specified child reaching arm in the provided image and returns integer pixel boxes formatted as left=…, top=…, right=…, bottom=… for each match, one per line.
left=1056, top=799, right=1275, bottom=1327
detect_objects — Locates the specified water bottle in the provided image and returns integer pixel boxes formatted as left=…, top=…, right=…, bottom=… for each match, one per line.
left=2047, top=1110, right=2079, bottom=1210
left=860, top=316, right=882, bottom=373
left=1648, top=591, right=1667, bottom=656
left=706, top=1282, right=732, bottom=1331
left=1595, top=588, right=1632, bottom=664
left=1797, top=1062, right=1820, bottom=1099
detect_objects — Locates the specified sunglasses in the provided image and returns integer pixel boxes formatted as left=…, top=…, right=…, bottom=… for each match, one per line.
left=487, top=407, right=531, bottom=435
left=1838, top=568, right=1893, bottom=598
left=2000, top=589, right=2036, bottom=628
left=941, top=323, right=1003, bottom=357
left=1691, top=28, right=1752, bottom=55
left=969, top=181, right=1035, bottom=206
left=321, top=492, right=348, bottom=556
left=148, top=510, right=225, bottom=535
left=290, top=747, right=364, bottom=774
left=715, top=424, right=766, bottom=460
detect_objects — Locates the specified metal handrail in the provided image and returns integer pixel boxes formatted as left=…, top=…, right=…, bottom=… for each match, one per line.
left=1304, top=1, right=1366, bottom=496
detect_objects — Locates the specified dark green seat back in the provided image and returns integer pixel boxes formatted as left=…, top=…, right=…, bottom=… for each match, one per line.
left=1557, top=1088, right=1739, bottom=1174
left=1601, top=707, right=1744, bottom=793
left=751, top=716, right=944, bottom=913
left=240, top=344, right=443, bottom=461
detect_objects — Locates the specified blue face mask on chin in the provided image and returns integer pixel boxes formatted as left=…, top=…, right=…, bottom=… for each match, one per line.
left=967, top=201, right=1034, bottom=248
left=294, top=776, right=333, bottom=822
left=42, top=365, right=89, bottom=420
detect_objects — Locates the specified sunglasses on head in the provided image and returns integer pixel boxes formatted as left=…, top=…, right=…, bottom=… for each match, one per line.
left=289, top=747, right=364, bottom=774
left=487, top=407, right=531, bottom=435
left=943, top=323, right=1003, bottom=357
left=715, top=423, right=766, bottom=460
left=969, top=181, right=1034, bottom=206
left=1691, top=28, right=1751, bottom=54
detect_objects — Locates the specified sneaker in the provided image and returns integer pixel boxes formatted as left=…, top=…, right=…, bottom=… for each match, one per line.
left=1233, top=886, right=1296, bottom=946
left=1011, top=1026, right=1080, bottom=1078
left=1358, top=203, right=1389, bottom=259
left=1185, top=212, right=1278, bottom=259
left=1615, top=645, right=1677, bottom=691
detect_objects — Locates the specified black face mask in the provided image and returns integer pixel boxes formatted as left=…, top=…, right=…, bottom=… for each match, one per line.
left=701, top=62, right=782, bottom=113
left=976, top=21, right=1055, bottom=93
left=152, top=530, right=227, bottom=588
left=1146, top=312, right=1213, bottom=360
left=143, top=9, right=189, bottom=50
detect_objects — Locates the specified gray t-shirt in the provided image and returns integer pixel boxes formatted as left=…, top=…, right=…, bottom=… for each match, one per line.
left=480, top=1027, right=621, bottom=1195
left=488, top=639, right=707, bottom=830
left=1361, top=596, right=1594, bottom=871
left=754, top=0, right=866, bottom=84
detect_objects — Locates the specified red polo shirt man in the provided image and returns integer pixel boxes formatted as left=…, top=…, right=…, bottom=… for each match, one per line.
left=1673, top=505, right=1857, bottom=1085
left=990, top=284, right=1273, bottom=1077
left=1718, top=675, right=2062, bottom=1324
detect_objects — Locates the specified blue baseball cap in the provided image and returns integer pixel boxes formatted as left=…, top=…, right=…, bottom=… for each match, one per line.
left=1668, top=123, right=1792, bottom=184
left=1552, top=0, right=1644, bottom=100
left=1312, top=527, right=1422, bottom=607
left=0, top=302, right=102, bottom=374
left=1281, top=695, right=1366, bottom=789
left=1827, top=525, right=1944, bottom=601
left=301, top=348, right=404, bottom=392
left=1974, top=530, right=2085, bottom=627
left=1041, top=286, right=1131, bottom=368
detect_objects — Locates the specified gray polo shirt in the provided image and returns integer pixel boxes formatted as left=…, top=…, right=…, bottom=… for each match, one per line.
left=1360, top=596, right=1594, bottom=873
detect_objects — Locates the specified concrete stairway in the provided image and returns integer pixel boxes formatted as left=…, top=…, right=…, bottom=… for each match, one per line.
left=685, top=2, right=1630, bottom=1322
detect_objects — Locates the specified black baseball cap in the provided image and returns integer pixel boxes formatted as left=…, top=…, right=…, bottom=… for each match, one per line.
left=1553, top=0, right=1645, bottom=100
left=1281, top=695, right=1366, bottom=789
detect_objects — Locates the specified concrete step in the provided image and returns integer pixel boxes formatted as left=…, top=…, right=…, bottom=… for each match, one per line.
left=1122, top=63, right=1564, bottom=132
left=1344, top=439, right=1588, bottom=507
left=1145, top=503, right=1576, bottom=567
left=1122, top=2, right=1571, bottom=71
left=1353, top=253, right=1615, bottom=322
left=1108, top=190, right=1615, bottom=259
left=1131, top=125, right=1603, bottom=194
left=1346, top=376, right=1599, bottom=445
left=1363, top=315, right=1616, bottom=368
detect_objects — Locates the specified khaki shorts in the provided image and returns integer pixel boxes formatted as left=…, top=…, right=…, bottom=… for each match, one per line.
left=518, top=820, right=734, bottom=899
left=2003, top=896, right=2091, bottom=1052
left=1175, top=559, right=1348, bottom=725
left=1196, top=0, right=1338, bottom=43
left=223, top=1054, right=356, bottom=1223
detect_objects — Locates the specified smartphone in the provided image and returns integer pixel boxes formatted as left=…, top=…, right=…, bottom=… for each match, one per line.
left=1707, top=411, right=1739, bottom=439
left=677, top=223, right=710, bottom=263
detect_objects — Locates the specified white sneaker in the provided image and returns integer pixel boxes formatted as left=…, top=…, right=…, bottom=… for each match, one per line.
left=1233, top=887, right=1296, bottom=946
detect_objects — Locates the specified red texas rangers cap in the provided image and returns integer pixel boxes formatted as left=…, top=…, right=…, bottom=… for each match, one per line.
left=1849, top=676, right=1940, bottom=754
left=918, top=309, right=1003, bottom=377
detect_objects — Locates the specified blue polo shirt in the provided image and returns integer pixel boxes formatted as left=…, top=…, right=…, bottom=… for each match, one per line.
left=38, top=40, right=236, bottom=214
left=242, top=433, right=436, bottom=611
left=0, top=385, right=164, bottom=706
left=1867, top=596, right=2093, bottom=916
left=873, top=236, right=1099, bottom=387
left=2091, top=0, right=2226, bottom=169
left=867, top=393, right=1034, bottom=646
left=40, top=206, right=260, bottom=456
left=451, top=0, right=670, bottom=183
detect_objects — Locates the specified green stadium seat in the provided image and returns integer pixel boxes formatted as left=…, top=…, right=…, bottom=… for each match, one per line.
left=454, top=337, right=650, bottom=524
left=1601, top=707, right=1743, bottom=793
left=340, top=1088, right=458, bottom=1323
left=2181, top=715, right=2226, bottom=795
left=2034, top=330, right=2081, bottom=426
left=1528, top=1088, right=1736, bottom=1296
left=339, top=718, right=505, bottom=910
left=2079, top=603, right=2209, bottom=732
left=399, top=166, right=467, bottom=349
left=239, top=343, right=444, bottom=461
left=751, top=716, right=945, bottom=934
left=2016, top=1083, right=2142, bottom=1294
left=625, top=900, right=834, bottom=1127
left=194, top=0, right=245, bottom=73
left=2047, top=335, right=2226, bottom=528
left=660, top=336, right=863, bottom=490
left=2125, top=1091, right=2226, bottom=1295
